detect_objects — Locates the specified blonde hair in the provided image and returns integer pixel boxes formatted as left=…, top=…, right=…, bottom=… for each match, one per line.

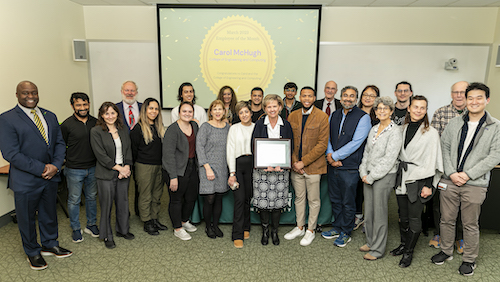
left=262, top=94, right=284, bottom=112
left=138, top=98, right=165, bottom=144
left=208, top=100, right=226, bottom=121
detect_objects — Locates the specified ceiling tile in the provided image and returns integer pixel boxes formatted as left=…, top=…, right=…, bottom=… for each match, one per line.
left=449, top=0, right=500, bottom=6
left=409, top=0, right=458, bottom=7
left=328, top=0, right=375, bottom=6
left=369, top=0, right=415, bottom=6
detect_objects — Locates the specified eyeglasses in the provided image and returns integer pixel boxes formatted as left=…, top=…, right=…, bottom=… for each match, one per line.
left=363, top=94, right=377, bottom=99
left=452, top=91, right=466, bottom=95
left=396, top=89, right=411, bottom=94
left=285, top=88, right=296, bottom=92
left=375, top=106, right=391, bottom=112
left=342, top=94, right=356, bottom=99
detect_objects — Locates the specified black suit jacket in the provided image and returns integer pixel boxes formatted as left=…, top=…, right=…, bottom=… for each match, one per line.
left=116, top=101, right=143, bottom=131
left=314, top=98, right=342, bottom=116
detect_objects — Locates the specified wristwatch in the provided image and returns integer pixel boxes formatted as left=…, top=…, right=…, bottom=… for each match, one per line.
left=230, top=172, right=236, bottom=177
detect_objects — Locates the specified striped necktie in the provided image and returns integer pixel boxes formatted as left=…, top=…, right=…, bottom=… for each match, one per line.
left=128, top=105, right=135, bottom=128
left=31, top=110, right=48, bottom=145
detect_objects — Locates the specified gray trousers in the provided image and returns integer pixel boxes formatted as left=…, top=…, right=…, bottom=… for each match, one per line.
left=439, top=178, right=487, bottom=263
left=135, top=163, right=164, bottom=222
left=97, top=177, right=130, bottom=241
left=364, top=173, right=396, bottom=258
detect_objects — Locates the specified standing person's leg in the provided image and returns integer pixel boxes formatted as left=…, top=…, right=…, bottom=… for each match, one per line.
left=430, top=189, right=441, bottom=247
left=391, top=195, right=410, bottom=256
left=341, top=170, right=359, bottom=236
left=182, top=160, right=199, bottom=225
left=368, top=173, right=396, bottom=258
left=203, top=194, right=216, bottom=238
left=285, top=171, right=306, bottom=241
left=115, top=177, right=131, bottom=236
left=97, top=179, right=115, bottom=241
left=354, top=179, right=364, bottom=229
left=212, top=193, right=224, bottom=236
left=242, top=156, right=253, bottom=237
left=232, top=160, right=246, bottom=241
left=65, top=168, right=85, bottom=236
left=460, top=185, right=487, bottom=264
left=14, top=188, right=43, bottom=257
left=438, top=179, right=461, bottom=257
left=150, top=165, right=167, bottom=230
left=305, top=173, right=321, bottom=231
left=135, top=163, right=154, bottom=222
left=38, top=182, right=60, bottom=249
left=83, top=167, right=98, bottom=236
left=399, top=194, right=424, bottom=268
left=327, top=168, right=342, bottom=235
left=363, top=182, right=374, bottom=251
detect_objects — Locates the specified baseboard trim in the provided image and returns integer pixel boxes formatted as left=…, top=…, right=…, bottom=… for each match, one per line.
left=0, top=210, right=15, bottom=228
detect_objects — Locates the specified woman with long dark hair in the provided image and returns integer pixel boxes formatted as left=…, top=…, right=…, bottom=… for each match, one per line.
left=90, top=102, right=134, bottom=249
left=130, top=98, right=166, bottom=235
left=217, top=86, right=237, bottom=124
left=390, top=95, right=443, bottom=268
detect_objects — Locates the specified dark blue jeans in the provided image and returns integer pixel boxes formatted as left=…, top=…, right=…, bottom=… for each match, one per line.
left=328, top=167, right=359, bottom=236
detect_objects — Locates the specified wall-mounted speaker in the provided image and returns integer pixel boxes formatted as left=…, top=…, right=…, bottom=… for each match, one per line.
left=73, top=39, right=87, bottom=61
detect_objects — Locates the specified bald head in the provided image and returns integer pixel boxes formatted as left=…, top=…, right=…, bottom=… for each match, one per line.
left=324, top=80, right=338, bottom=102
left=451, top=81, right=469, bottom=110
left=16, top=81, right=39, bottom=109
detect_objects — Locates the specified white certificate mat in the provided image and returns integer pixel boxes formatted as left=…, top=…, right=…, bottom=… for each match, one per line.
left=254, top=138, right=291, bottom=169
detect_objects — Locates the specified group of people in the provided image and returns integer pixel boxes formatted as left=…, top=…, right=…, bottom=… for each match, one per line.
left=0, top=79, right=498, bottom=277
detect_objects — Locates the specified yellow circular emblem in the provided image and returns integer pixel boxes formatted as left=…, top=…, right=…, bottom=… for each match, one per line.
left=200, top=15, right=276, bottom=101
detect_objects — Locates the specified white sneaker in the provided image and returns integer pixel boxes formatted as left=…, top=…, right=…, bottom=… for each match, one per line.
left=284, top=226, right=305, bottom=240
left=182, top=221, right=197, bottom=232
left=300, top=230, right=315, bottom=246
left=174, top=228, right=192, bottom=241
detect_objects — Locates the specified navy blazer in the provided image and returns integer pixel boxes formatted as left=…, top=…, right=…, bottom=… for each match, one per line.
left=0, top=105, right=66, bottom=192
left=116, top=101, right=142, bottom=131
left=314, top=98, right=342, bottom=115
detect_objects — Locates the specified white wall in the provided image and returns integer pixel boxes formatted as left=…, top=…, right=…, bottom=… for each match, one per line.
left=0, top=0, right=88, bottom=217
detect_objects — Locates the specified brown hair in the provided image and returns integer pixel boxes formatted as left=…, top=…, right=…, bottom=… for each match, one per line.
left=404, top=95, right=430, bottom=133
left=207, top=100, right=226, bottom=121
left=217, top=86, right=237, bottom=115
left=96, top=102, right=123, bottom=131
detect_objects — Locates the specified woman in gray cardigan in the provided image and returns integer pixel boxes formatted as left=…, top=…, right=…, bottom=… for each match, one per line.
left=162, top=102, right=199, bottom=241
left=90, top=102, right=134, bottom=249
left=359, top=97, right=402, bottom=260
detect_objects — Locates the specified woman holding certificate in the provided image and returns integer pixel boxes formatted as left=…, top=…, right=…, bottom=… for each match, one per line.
left=251, top=94, right=293, bottom=246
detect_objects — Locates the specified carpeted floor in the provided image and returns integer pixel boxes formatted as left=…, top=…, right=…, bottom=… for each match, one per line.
left=1, top=184, right=499, bottom=282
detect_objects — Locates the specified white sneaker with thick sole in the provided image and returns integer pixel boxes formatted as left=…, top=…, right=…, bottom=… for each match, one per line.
left=284, top=227, right=305, bottom=240
left=300, top=230, right=315, bottom=246
left=174, top=228, right=192, bottom=241
left=182, top=221, right=197, bottom=232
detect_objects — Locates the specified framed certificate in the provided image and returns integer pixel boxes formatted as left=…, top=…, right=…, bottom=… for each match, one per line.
left=254, top=138, right=292, bottom=169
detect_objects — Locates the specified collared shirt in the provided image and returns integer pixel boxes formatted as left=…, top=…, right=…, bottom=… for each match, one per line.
left=322, top=99, right=336, bottom=115
left=302, top=106, right=313, bottom=115
left=371, top=121, right=396, bottom=145
left=121, top=101, right=140, bottom=128
left=285, top=99, right=299, bottom=114
left=18, top=103, right=49, bottom=143
left=431, top=103, right=467, bottom=136
left=264, top=115, right=284, bottom=138
left=326, top=108, right=371, bottom=161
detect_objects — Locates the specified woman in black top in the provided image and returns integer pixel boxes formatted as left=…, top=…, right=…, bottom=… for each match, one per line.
left=162, top=102, right=200, bottom=241
left=130, top=98, right=166, bottom=235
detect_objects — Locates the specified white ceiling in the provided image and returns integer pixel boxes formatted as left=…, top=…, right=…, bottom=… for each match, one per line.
left=68, top=0, right=500, bottom=7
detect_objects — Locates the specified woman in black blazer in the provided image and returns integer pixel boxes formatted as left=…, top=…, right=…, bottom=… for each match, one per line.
left=251, top=94, right=293, bottom=246
left=90, top=102, right=134, bottom=249
left=162, top=102, right=200, bottom=241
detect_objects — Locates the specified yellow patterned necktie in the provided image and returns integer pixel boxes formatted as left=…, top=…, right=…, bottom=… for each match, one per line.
left=31, top=110, right=48, bottom=145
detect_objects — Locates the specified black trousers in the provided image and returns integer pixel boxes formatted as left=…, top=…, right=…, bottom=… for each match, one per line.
left=396, top=194, right=425, bottom=233
left=164, top=158, right=199, bottom=229
left=231, top=155, right=253, bottom=241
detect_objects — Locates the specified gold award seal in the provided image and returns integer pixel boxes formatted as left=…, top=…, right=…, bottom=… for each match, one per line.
left=200, top=15, right=276, bottom=101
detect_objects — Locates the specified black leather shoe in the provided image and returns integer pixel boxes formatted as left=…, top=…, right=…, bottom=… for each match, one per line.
left=144, top=220, right=159, bottom=236
left=104, top=239, right=116, bottom=249
left=390, top=244, right=405, bottom=256
left=41, top=246, right=72, bottom=258
left=261, top=224, right=269, bottom=246
left=206, top=226, right=216, bottom=239
left=399, top=252, right=413, bottom=268
left=116, top=232, right=135, bottom=240
left=27, top=254, right=47, bottom=270
left=153, top=219, right=168, bottom=231
left=213, top=225, right=224, bottom=238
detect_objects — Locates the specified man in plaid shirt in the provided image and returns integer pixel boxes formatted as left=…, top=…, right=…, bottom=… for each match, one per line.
left=429, top=81, right=469, bottom=253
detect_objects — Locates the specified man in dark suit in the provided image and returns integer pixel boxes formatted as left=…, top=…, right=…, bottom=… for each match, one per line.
left=115, top=80, right=142, bottom=215
left=116, top=80, right=142, bottom=131
left=314, top=80, right=342, bottom=117
left=0, top=81, right=72, bottom=270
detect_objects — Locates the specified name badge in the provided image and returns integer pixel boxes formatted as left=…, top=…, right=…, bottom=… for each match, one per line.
left=437, top=182, right=447, bottom=191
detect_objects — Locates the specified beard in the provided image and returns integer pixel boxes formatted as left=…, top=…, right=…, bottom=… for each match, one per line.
left=75, top=110, right=88, bottom=118
left=302, top=105, right=313, bottom=111
left=340, top=100, right=354, bottom=110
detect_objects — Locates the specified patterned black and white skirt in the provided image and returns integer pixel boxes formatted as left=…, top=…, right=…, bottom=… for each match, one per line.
left=252, top=169, right=289, bottom=210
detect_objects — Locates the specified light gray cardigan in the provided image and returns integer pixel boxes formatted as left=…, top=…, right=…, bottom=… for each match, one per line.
left=441, top=112, right=500, bottom=188
left=162, top=121, right=199, bottom=179
left=359, top=122, right=402, bottom=185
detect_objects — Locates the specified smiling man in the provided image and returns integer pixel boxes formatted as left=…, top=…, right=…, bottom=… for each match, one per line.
left=171, top=82, right=207, bottom=125
left=314, top=81, right=342, bottom=117
left=117, top=81, right=142, bottom=131
left=60, top=93, right=99, bottom=243
left=250, top=87, right=265, bottom=122
left=280, top=82, right=302, bottom=120
left=392, top=81, right=414, bottom=125
left=322, top=86, right=371, bottom=248
left=431, top=82, right=500, bottom=276
left=0, top=81, right=72, bottom=270
left=285, top=87, right=329, bottom=246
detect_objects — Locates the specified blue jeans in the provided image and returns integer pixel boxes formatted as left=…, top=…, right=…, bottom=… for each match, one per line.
left=65, top=167, right=98, bottom=231
left=327, top=167, right=359, bottom=236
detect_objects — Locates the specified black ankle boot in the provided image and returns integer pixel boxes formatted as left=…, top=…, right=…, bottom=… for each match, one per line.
left=153, top=219, right=168, bottom=231
left=144, top=220, right=159, bottom=236
left=390, top=222, right=409, bottom=256
left=261, top=224, right=269, bottom=245
left=271, top=209, right=281, bottom=245
left=399, top=230, right=420, bottom=268
left=205, top=225, right=216, bottom=239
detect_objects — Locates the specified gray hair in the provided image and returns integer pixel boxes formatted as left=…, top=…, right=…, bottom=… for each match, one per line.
left=341, top=86, right=358, bottom=98
left=373, top=96, right=395, bottom=111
